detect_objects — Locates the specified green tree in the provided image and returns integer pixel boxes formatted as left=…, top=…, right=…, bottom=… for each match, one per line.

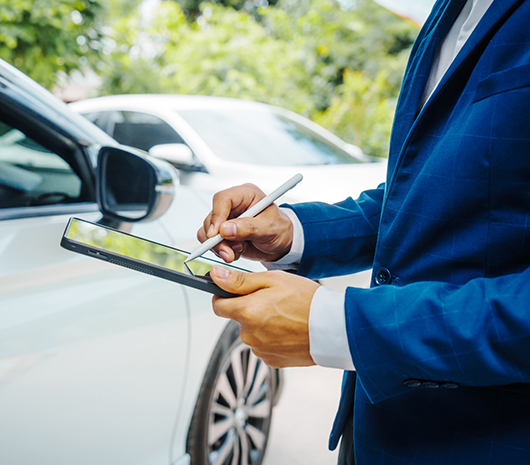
left=98, top=2, right=316, bottom=112
left=313, top=68, right=397, bottom=157
left=175, top=0, right=280, bottom=21
left=97, top=0, right=417, bottom=156
left=0, top=0, right=103, bottom=89
left=0, top=0, right=418, bottom=157
left=258, top=0, right=415, bottom=109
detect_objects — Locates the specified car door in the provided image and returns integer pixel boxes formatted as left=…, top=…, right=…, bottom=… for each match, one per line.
left=0, top=113, right=190, bottom=464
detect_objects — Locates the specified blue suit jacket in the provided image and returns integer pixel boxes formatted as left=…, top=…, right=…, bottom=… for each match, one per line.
left=287, top=0, right=530, bottom=463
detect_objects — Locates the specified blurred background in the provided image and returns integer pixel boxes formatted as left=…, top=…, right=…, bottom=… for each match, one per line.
left=0, top=0, right=435, bottom=160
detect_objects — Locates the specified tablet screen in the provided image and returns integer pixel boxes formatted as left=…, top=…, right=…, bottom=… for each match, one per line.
left=65, top=218, right=231, bottom=278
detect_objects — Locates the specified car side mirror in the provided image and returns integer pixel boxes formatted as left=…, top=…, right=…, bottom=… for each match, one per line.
left=149, top=143, right=204, bottom=171
left=96, top=146, right=178, bottom=222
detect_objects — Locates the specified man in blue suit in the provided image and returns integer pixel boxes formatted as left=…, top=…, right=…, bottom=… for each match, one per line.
left=198, top=0, right=530, bottom=463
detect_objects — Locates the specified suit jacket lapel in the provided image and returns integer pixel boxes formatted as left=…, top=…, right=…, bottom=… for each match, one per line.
left=417, top=0, right=525, bottom=120
left=387, top=0, right=467, bottom=176
left=385, top=0, right=524, bottom=205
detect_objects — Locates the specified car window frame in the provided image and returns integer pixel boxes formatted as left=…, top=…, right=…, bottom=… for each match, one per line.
left=0, top=92, right=99, bottom=222
left=82, top=110, right=112, bottom=134
left=78, top=108, right=208, bottom=172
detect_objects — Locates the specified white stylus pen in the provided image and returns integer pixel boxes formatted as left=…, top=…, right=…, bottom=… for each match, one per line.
left=184, top=173, right=303, bottom=263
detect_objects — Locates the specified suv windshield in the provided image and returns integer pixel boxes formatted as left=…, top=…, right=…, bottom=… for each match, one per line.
left=177, top=109, right=360, bottom=166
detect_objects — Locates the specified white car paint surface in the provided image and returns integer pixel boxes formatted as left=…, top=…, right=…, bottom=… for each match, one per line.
left=70, top=95, right=388, bottom=206
left=0, top=60, right=277, bottom=465
left=0, top=213, right=189, bottom=464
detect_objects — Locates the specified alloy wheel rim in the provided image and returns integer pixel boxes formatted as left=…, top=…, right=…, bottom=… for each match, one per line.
left=207, top=341, right=273, bottom=465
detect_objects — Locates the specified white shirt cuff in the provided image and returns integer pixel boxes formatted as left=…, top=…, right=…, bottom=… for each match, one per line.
left=262, top=207, right=304, bottom=269
left=308, top=286, right=355, bottom=370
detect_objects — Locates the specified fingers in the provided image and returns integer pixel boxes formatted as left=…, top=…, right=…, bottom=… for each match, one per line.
left=210, top=269, right=319, bottom=368
left=199, top=217, right=259, bottom=263
left=196, top=219, right=242, bottom=263
left=209, top=184, right=266, bottom=237
left=207, top=215, right=269, bottom=263
left=220, top=217, right=258, bottom=241
left=196, top=184, right=267, bottom=262
left=210, top=267, right=268, bottom=300
left=248, top=349, right=316, bottom=368
left=210, top=267, right=276, bottom=325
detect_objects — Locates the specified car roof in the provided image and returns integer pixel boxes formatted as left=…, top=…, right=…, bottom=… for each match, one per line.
left=70, top=93, right=377, bottom=162
left=71, top=94, right=281, bottom=113
left=0, top=58, right=115, bottom=146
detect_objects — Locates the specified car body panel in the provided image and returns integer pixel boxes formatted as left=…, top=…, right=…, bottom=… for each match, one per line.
left=70, top=95, right=388, bottom=204
left=0, top=211, right=192, bottom=464
left=0, top=59, right=236, bottom=465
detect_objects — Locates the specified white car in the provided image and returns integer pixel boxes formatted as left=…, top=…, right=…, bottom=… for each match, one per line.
left=70, top=94, right=387, bottom=205
left=0, top=59, right=279, bottom=465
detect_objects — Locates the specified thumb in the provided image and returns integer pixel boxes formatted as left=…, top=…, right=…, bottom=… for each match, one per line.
left=210, top=267, right=266, bottom=295
left=220, top=216, right=266, bottom=241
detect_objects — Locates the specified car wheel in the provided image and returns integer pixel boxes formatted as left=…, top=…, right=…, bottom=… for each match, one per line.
left=187, top=320, right=275, bottom=465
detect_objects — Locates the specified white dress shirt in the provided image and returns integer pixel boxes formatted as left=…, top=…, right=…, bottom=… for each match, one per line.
left=273, top=0, right=495, bottom=370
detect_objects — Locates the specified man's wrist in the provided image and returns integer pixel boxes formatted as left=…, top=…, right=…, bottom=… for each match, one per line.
left=262, top=208, right=304, bottom=270
left=308, top=286, right=355, bottom=370
left=272, top=207, right=304, bottom=265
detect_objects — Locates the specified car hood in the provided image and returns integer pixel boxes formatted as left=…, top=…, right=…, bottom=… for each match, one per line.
left=181, top=160, right=388, bottom=206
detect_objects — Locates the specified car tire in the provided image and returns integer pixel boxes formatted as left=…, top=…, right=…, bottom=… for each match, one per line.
left=187, top=320, right=275, bottom=465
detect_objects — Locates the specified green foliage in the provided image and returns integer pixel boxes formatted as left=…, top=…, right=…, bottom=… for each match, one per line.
left=254, top=0, right=416, bottom=155
left=97, top=2, right=314, bottom=113
left=313, top=69, right=397, bottom=157
left=176, top=0, right=280, bottom=21
left=96, top=0, right=417, bottom=157
left=0, top=0, right=102, bottom=88
left=0, top=0, right=418, bottom=157
left=259, top=0, right=414, bottom=107
left=157, top=3, right=316, bottom=111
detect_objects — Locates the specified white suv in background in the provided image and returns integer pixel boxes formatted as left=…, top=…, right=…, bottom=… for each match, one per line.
left=71, top=94, right=387, bottom=205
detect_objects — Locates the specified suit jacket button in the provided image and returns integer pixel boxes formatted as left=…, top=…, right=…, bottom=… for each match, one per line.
left=374, top=267, right=392, bottom=285
left=422, top=381, right=440, bottom=388
left=403, top=379, right=421, bottom=388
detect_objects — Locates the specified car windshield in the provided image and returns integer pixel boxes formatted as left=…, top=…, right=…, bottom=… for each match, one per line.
left=177, top=109, right=360, bottom=166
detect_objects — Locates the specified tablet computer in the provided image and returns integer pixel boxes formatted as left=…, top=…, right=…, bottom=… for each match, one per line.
left=61, top=217, right=246, bottom=298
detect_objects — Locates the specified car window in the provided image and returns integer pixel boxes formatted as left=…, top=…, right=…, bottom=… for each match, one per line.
left=177, top=109, right=361, bottom=166
left=82, top=111, right=110, bottom=132
left=96, top=111, right=186, bottom=152
left=0, top=121, right=82, bottom=209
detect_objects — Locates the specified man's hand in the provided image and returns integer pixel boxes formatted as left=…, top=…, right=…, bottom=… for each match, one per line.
left=198, top=183, right=294, bottom=263
left=210, top=267, right=319, bottom=368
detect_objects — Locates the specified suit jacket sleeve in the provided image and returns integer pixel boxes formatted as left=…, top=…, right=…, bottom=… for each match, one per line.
left=344, top=269, right=530, bottom=403
left=282, top=183, right=385, bottom=279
